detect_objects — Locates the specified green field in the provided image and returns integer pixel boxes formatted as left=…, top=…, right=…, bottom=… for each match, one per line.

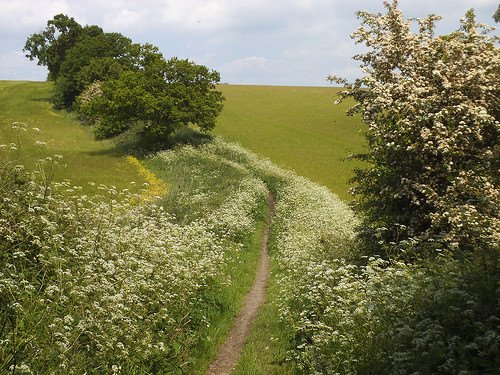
left=215, top=84, right=365, bottom=200
left=0, top=81, right=365, bottom=200
left=0, top=81, right=144, bottom=191
left=0, top=80, right=362, bottom=371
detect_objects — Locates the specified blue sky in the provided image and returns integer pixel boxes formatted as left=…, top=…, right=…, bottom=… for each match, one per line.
left=0, top=0, right=498, bottom=86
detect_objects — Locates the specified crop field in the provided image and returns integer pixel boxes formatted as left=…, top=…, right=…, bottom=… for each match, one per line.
left=215, top=84, right=366, bottom=200
left=0, top=81, right=144, bottom=192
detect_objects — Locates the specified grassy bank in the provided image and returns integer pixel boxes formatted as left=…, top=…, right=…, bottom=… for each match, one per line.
left=1, top=81, right=274, bottom=373
left=0, top=81, right=144, bottom=191
left=0, top=136, right=272, bottom=374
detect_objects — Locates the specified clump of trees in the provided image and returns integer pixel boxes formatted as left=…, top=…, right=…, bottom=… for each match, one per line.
left=78, top=46, right=223, bottom=141
left=24, top=15, right=223, bottom=145
left=331, top=0, right=499, bottom=259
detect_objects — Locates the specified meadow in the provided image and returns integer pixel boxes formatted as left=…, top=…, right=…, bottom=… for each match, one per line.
left=0, top=81, right=145, bottom=192
left=0, top=138, right=270, bottom=373
left=0, top=81, right=356, bottom=373
left=215, top=84, right=365, bottom=200
left=1, top=81, right=365, bottom=200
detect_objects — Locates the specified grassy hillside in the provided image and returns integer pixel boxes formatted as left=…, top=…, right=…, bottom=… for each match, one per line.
left=0, top=136, right=274, bottom=374
left=0, top=81, right=366, bottom=200
left=0, top=81, right=144, bottom=191
left=215, top=84, right=366, bottom=200
left=0, top=80, right=274, bottom=373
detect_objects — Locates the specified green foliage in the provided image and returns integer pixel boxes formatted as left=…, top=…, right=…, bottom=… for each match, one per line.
left=80, top=45, right=224, bottom=142
left=0, top=81, right=145, bottom=193
left=331, top=0, right=500, bottom=257
left=25, top=15, right=224, bottom=146
left=23, top=14, right=103, bottom=80
left=276, top=250, right=499, bottom=374
left=24, top=14, right=134, bottom=110
left=4, top=80, right=496, bottom=374
left=259, top=140, right=498, bottom=374
left=263, top=2, right=499, bottom=374
left=0, top=139, right=268, bottom=374
left=51, top=32, right=134, bottom=109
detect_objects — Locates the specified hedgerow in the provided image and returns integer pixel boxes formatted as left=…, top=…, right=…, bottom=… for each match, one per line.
left=330, top=0, right=499, bottom=258
left=276, top=1, right=499, bottom=373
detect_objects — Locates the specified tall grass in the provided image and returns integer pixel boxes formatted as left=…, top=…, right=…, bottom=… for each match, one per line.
left=2, top=81, right=488, bottom=375
left=166, top=139, right=358, bottom=374
left=1, top=131, right=361, bottom=373
left=0, top=136, right=270, bottom=374
left=170, top=139, right=498, bottom=375
left=250, top=152, right=499, bottom=374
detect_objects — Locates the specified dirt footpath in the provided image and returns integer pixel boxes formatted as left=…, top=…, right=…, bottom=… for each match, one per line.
left=206, top=193, right=275, bottom=375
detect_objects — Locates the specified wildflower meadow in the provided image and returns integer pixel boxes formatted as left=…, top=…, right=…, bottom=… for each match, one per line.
left=1, top=126, right=498, bottom=374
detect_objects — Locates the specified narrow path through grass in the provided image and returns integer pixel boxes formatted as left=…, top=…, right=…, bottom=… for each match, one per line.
left=207, top=193, right=275, bottom=375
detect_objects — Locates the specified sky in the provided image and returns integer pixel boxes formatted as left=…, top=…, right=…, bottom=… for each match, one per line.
left=0, top=0, right=498, bottom=86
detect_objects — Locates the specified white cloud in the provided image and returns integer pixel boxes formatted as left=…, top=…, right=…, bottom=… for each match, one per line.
left=0, top=0, right=71, bottom=31
left=224, top=56, right=273, bottom=70
left=0, top=0, right=497, bottom=84
left=220, top=56, right=276, bottom=83
left=101, top=8, right=149, bottom=33
left=157, top=0, right=298, bottom=32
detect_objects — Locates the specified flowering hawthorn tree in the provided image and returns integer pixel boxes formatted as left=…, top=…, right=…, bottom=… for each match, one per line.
left=330, top=0, right=499, bottom=257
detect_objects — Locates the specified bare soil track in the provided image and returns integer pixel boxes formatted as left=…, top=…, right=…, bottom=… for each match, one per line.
left=206, top=193, right=275, bottom=375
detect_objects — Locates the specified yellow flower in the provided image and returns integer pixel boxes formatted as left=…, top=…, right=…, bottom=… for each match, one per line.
left=126, top=156, right=168, bottom=203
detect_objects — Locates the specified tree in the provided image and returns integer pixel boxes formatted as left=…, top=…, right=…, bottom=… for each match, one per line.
left=330, top=1, right=499, bottom=257
left=24, top=14, right=102, bottom=80
left=26, top=14, right=224, bottom=145
left=51, top=32, right=134, bottom=109
left=79, top=45, right=224, bottom=142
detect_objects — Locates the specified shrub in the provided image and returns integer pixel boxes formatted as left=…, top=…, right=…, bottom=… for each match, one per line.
left=272, top=3, right=500, bottom=373
left=330, top=0, right=499, bottom=258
